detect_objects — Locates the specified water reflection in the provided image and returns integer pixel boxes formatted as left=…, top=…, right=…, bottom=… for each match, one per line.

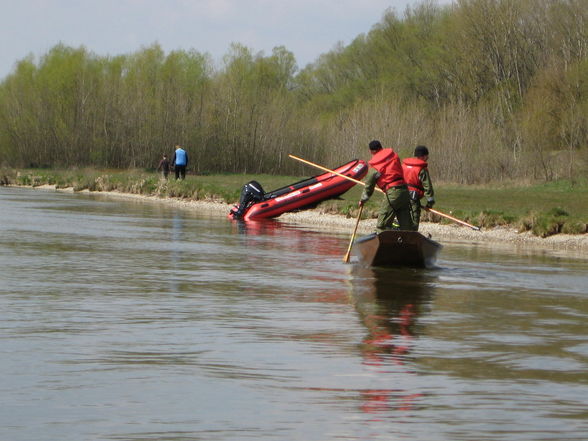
left=231, top=218, right=345, bottom=258
left=347, top=267, right=437, bottom=419
left=168, top=213, right=185, bottom=292
left=352, top=268, right=435, bottom=366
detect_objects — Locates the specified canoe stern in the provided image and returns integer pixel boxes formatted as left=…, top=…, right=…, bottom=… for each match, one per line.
left=353, top=230, right=442, bottom=268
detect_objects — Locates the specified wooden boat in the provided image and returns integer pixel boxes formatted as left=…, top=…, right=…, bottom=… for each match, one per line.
left=229, top=159, right=368, bottom=221
left=352, top=230, right=442, bottom=268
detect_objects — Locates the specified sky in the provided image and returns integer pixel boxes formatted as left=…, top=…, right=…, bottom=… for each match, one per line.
left=0, top=0, right=451, bottom=79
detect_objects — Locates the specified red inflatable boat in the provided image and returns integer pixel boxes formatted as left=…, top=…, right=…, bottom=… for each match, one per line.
left=229, top=159, right=368, bottom=221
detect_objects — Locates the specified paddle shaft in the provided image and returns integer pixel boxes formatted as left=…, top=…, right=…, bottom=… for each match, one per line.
left=343, top=204, right=364, bottom=263
left=288, top=154, right=385, bottom=193
left=289, top=154, right=480, bottom=231
left=425, top=207, right=480, bottom=231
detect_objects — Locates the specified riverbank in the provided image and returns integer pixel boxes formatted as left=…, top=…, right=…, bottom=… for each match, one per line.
left=5, top=168, right=588, bottom=237
left=25, top=184, right=588, bottom=255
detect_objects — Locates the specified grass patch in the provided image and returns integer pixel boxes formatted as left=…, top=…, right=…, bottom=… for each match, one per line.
left=518, top=207, right=587, bottom=237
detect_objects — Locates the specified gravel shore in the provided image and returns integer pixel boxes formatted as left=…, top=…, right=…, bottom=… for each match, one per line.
left=28, top=185, right=588, bottom=256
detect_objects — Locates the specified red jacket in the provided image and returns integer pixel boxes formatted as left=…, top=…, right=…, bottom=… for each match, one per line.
left=368, top=148, right=406, bottom=191
left=402, top=157, right=427, bottom=198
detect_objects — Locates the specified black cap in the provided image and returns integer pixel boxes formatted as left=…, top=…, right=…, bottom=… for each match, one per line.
left=368, top=140, right=383, bottom=151
left=414, top=145, right=429, bottom=157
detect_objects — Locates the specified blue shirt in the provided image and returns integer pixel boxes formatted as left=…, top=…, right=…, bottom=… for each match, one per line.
left=173, top=148, right=188, bottom=166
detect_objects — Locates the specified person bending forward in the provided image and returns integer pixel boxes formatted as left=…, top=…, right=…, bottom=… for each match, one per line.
left=359, top=140, right=414, bottom=231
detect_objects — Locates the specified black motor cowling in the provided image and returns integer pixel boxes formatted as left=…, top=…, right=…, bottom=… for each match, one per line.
left=230, top=180, right=265, bottom=219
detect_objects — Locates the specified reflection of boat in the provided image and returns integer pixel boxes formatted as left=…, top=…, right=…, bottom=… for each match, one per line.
left=228, top=159, right=368, bottom=221
left=232, top=218, right=346, bottom=258
left=352, top=230, right=442, bottom=268
left=347, top=267, right=437, bottom=415
left=349, top=266, right=436, bottom=343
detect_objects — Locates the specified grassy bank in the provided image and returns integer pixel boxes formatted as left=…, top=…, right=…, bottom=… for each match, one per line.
left=2, top=168, right=587, bottom=237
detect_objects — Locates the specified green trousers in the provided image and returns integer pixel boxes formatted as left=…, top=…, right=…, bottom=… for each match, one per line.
left=408, top=199, right=422, bottom=231
left=376, top=187, right=415, bottom=231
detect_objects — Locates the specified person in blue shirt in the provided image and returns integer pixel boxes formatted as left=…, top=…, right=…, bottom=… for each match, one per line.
left=171, top=145, right=189, bottom=180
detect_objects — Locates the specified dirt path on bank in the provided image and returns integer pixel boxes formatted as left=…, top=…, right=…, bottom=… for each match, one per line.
left=27, top=185, right=588, bottom=255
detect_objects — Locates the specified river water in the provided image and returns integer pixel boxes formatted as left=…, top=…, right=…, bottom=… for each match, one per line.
left=1, top=186, right=587, bottom=441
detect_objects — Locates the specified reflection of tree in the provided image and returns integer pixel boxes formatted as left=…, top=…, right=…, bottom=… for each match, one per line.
left=168, top=213, right=185, bottom=293
left=349, top=266, right=437, bottom=417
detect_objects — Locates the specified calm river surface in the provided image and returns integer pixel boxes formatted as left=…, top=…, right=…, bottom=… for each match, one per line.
left=1, top=186, right=587, bottom=441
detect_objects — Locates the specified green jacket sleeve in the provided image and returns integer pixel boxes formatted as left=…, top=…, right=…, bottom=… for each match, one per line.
left=419, top=168, right=434, bottom=200
left=360, top=169, right=380, bottom=202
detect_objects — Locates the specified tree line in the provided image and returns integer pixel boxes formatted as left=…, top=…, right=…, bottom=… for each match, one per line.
left=0, top=0, right=586, bottom=184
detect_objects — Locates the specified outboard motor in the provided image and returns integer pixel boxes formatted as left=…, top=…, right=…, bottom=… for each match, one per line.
left=230, top=180, right=265, bottom=219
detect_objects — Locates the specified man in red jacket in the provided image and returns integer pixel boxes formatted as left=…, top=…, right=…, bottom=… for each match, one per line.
left=402, top=145, right=435, bottom=230
left=359, top=140, right=414, bottom=231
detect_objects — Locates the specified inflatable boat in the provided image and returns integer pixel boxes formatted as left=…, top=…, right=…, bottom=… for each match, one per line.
left=229, top=159, right=368, bottom=221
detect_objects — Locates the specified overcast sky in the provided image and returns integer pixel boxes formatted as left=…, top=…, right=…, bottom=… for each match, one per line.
left=0, top=0, right=451, bottom=79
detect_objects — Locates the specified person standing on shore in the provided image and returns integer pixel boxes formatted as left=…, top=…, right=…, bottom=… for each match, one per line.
left=172, top=145, right=188, bottom=180
left=359, top=140, right=414, bottom=231
left=156, top=154, right=171, bottom=180
left=402, top=145, right=435, bottom=231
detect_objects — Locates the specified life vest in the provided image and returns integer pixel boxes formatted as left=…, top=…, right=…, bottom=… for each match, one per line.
left=174, top=148, right=187, bottom=166
left=368, top=148, right=406, bottom=191
left=402, top=157, right=427, bottom=198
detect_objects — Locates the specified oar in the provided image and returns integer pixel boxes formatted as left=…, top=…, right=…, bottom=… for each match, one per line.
left=343, top=204, right=364, bottom=263
left=425, top=207, right=480, bottom=231
left=289, top=154, right=480, bottom=231
left=288, top=154, right=385, bottom=194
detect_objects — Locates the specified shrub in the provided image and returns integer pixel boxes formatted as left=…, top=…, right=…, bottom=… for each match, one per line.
left=477, top=210, right=515, bottom=228
left=518, top=207, right=577, bottom=237
left=561, top=222, right=587, bottom=235
left=532, top=216, right=562, bottom=238
left=517, top=213, right=536, bottom=233
left=546, top=207, right=569, bottom=217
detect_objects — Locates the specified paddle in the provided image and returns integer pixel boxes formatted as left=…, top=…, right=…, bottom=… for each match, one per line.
left=288, top=154, right=480, bottom=231
left=425, top=207, right=480, bottom=231
left=289, top=154, right=385, bottom=193
left=343, top=204, right=364, bottom=263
